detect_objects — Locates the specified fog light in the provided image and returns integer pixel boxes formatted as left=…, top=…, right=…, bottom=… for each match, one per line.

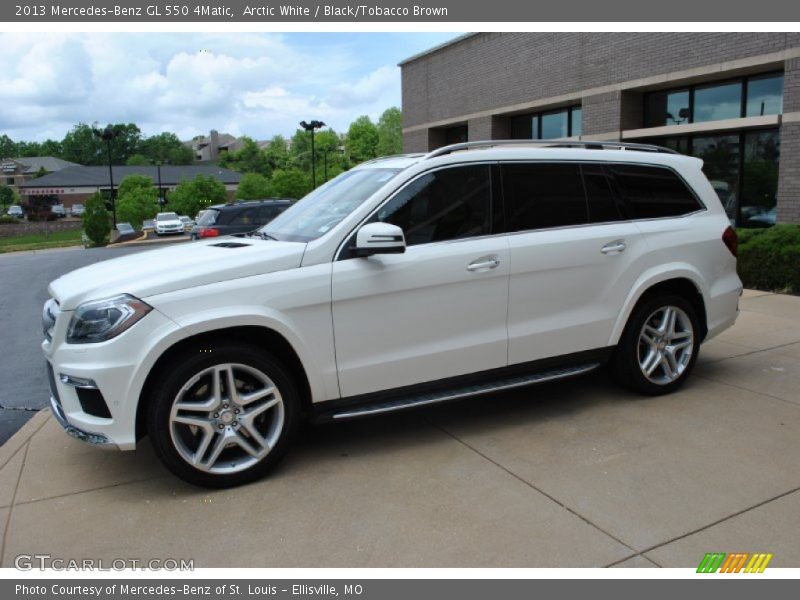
left=59, top=374, right=98, bottom=389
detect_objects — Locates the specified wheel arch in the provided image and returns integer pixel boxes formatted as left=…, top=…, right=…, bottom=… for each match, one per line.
left=610, top=271, right=708, bottom=346
left=136, top=325, right=313, bottom=441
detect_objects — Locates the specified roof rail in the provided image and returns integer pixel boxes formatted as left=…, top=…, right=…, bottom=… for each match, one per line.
left=358, top=153, right=427, bottom=167
left=423, top=139, right=680, bottom=160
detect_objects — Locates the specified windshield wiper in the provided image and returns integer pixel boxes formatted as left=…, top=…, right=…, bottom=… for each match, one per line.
left=259, top=231, right=278, bottom=241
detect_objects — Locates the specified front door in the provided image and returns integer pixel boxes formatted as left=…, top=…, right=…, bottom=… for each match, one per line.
left=331, top=164, right=510, bottom=398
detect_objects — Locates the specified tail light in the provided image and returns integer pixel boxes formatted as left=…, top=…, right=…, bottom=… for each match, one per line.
left=722, top=226, right=738, bottom=257
left=199, top=228, right=219, bottom=238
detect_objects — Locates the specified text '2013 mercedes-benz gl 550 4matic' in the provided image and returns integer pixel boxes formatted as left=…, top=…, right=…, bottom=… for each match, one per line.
left=42, top=141, right=742, bottom=487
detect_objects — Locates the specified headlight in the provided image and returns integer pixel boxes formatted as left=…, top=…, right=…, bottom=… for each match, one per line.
left=66, top=294, right=152, bottom=344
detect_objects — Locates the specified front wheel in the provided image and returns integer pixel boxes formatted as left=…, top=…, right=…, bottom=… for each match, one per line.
left=146, top=345, right=300, bottom=487
left=611, top=295, right=700, bottom=395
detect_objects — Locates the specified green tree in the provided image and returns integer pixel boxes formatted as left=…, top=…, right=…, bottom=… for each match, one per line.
left=32, top=166, right=48, bottom=179
left=376, top=107, right=403, bottom=156
left=269, top=169, right=311, bottom=200
left=62, top=123, right=142, bottom=166
left=0, top=184, right=13, bottom=209
left=236, top=173, right=272, bottom=200
left=82, top=192, right=112, bottom=245
left=0, top=134, right=17, bottom=158
left=116, top=174, right=159, bottom=229
left=126, top=154, right=150, bottom=166
left=219, top=137, right=269, bottom=175
left=263, top=135, right=290, bottom=171
left=346, top=116, right=379, bottom=164
left=140, top=132, right=194, bottom=165
left=168, top=174, right=227, bottom=217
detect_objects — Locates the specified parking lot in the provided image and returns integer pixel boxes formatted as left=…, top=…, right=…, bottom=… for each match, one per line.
left=0, top=265, right=798, bottom=566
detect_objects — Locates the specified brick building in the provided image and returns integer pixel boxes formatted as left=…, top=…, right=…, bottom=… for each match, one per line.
left=400, top=33, right=800, bottom=226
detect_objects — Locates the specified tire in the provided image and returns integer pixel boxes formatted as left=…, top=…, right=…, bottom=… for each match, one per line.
left=146, top=344, right=300, bottom=488
left=611, top=294, right=701, bottom=395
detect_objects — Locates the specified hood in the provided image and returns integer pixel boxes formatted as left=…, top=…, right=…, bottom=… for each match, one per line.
left=49, top=238, right=306, bottom=310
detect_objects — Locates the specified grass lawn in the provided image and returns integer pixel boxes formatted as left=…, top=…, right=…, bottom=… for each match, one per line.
left=0, top=229, right=83, bottom=253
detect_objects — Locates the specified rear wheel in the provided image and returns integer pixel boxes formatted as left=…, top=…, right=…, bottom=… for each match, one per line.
left=146, top=344, right=299, bottom=487
left=612, top=294, right=700, bottom=395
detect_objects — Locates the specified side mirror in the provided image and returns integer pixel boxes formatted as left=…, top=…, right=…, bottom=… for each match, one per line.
left=354, top=222, right=406, bottom=257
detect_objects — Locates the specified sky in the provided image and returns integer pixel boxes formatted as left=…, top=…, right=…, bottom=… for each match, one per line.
left=0, top=32, right=458, bottom=143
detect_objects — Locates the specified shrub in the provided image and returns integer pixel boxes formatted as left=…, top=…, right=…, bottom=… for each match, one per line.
left=0, top=215, right=18, bottom=224
left=82, top=192, right=112, bottom=246
left=737, top=224, right=800, bottom=293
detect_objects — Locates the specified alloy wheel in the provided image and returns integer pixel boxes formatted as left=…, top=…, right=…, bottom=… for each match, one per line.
left=636, top=305, right=695, bottom=385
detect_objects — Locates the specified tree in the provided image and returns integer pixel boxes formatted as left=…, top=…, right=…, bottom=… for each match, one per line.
left=263, top=135, right=290, bottom=171
left=82, top=192, right=112, bottom=245
left=376, top=107, right=403, bottom=156
left=346, top=116, right=379, bottom=164
left=168, top=174, right=227, bottom=218
left=126, top=154, right=151, bottom=166
left=0, top=184, right=13, bottom=209
left=62, top=123, right=142, bottom=166
left=269, top=169, right=311, bottom=200
left=0, top=134, right=17, bottom=159
left=236, top=173, right=272, bottom=200
left=116, top=174, right=159, bottom=229
left=218, top=137, right=269, bottom=175
left=140, top=132, right=194, bottom=165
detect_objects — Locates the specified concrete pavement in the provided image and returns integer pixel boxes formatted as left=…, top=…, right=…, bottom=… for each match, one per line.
left=1, top=290, right=798, bottom=568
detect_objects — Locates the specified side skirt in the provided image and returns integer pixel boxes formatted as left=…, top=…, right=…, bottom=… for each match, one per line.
left=312, top=347, right=613, bottom=423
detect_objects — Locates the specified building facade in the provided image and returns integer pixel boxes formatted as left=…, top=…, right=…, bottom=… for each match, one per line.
left=400, top=33, right=800, bottom=226
left=18, top=164, right=242, bottom=208
left=0, top=156, right=79, bottom=196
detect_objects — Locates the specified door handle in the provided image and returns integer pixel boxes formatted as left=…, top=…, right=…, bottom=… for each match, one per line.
left=467, top=257, right=500, bottom=271
left=601, top=240, right=626, bottom=254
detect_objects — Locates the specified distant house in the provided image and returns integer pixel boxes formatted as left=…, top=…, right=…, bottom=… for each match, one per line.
left=0, top=157, right=80, bottom=195
left=18, top=164, right=242, bottom=209
left=184, top=130, right=270, bottom=162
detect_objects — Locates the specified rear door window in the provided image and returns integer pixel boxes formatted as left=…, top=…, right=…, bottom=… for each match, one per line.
left=605, top=164, right=703, bottom=219
left=501, top=163, right=588, bottom=231
left=581, top=164, right=625, bottom=223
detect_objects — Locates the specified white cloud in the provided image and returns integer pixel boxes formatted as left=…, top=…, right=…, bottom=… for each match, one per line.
left=0, top=33, right=415, bottom=144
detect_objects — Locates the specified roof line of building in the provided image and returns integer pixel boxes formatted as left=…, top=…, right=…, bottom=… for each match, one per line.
left=397, top=33, right=478, bottom=66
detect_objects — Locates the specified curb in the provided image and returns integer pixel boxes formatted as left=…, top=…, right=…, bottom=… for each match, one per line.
left=0, top=409, right=50, bottom=470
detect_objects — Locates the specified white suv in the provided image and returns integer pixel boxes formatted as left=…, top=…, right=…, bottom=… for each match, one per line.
left=42, top=141, right=742, bottom=487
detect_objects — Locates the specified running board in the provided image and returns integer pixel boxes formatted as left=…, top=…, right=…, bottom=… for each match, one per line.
left=329, top=363, right=601, bottom=421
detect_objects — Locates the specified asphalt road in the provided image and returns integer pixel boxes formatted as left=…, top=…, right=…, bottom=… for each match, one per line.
left=0, top=244, right=157, bottom=445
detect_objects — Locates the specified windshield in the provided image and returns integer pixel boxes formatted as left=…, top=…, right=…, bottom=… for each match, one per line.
left=260, top=168, right=401, bottom=242
left=157, top=213, right=178, bottom=221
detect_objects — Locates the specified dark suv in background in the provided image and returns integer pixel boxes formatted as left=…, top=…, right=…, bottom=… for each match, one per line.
left=190, top=199, right=293, bottom=240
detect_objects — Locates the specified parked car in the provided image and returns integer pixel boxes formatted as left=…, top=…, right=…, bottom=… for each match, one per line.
left=744, top=207, right=777, bottom=228
left=190, top=199, right=292, bottom=240
left=154, top=212, right=184, bottom=236
left=142, top=219, right=154, bottom=230
left=179, top=216, right=195, bottom=232
left=42, top=141, right=742, bottom=488
left=7, top=205, right=24, bottom=219
left=51, top=204, right=66, bottom=219
left=70, top=204, right=85, bottom=217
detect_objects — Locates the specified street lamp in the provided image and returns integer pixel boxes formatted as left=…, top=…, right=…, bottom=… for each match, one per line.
left=151, top=160, right=169, bottom=206
left=299, top=120, right=325, bottom=188
left=92, top=125, right=122, bottom=228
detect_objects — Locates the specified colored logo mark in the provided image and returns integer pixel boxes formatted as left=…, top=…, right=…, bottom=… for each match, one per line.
left=697, top=552, right=773, bottom=573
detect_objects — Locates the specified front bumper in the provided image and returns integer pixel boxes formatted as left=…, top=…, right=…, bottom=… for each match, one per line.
left=43, top=306, right=189, bottom=451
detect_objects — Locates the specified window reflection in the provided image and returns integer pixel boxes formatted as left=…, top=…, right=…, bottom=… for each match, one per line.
left=741, top=130, right=780, bottom=227
left=694, top=82, right=742, bottom=123
left=541, top=111, right=569, bottom=139
left=645, top=90, right=690, bottom=127
left=746, top=75, right=783, bottom=117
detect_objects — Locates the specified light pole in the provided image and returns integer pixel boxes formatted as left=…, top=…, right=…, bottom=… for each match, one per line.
left=92, top=125, right=122, bottom=228
left=299, top=120, right=325, bottom=188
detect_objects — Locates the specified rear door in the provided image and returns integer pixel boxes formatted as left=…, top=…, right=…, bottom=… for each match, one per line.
left=504, top=162, right=647, bottom=365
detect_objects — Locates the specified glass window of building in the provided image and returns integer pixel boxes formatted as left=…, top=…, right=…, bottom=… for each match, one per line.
left=571, top=107, right=582, bottom=137
left=645, top=90, right=690, bottom=127
left=692, top=133, right=741, bottom=222
left=740, top=130, right=780, bottom=227
left=540, top=111, right=569, bottom=139
left=694, top=82, right=743, bottom=123
left=510, top=106, right=581, bottom=140
left=746, top=74, right=784, bottom=117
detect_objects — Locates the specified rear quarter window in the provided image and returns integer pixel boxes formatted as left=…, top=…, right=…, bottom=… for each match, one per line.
left=606, top=164, right=703, bottom=219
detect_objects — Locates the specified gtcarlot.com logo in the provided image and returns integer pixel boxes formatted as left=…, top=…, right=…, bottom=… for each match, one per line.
left=697, top=552, right=773, bottom=573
